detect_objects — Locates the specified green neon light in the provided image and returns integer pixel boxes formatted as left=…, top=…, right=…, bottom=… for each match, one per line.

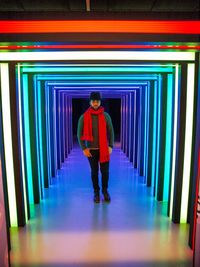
left=151, top=81, right=158, bottom=187
left=170, top=64, right=180, bottom=219
left=180, top=63, right=195, bottom=223
left=22, top=74, right=34, bottom=208
left=163, top=74, right=173, bottom=201
left=0, top=63, right=18, bottom=226
left=34, top=78, right=43, bottom=199
left=17, top=66, right=28, bottom=222
left=38, top=80, right=45, bottom=193
left=22, top=66, right=174, bottom=73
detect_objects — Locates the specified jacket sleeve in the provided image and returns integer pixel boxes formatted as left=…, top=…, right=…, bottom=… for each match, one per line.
left=77, top=114, right=87, bottom=150
left=105, top=112, right=114, bottom=148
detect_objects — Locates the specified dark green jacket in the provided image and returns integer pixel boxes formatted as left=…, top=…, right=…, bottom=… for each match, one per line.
left=77, top=111, right=114, bottom=150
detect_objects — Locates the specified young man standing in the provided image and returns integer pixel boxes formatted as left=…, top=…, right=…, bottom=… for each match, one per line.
left=77, top=92, right=114, bottom=203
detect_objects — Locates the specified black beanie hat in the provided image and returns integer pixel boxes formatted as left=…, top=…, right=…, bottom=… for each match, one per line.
left=89, top=91, right=101, bottom=101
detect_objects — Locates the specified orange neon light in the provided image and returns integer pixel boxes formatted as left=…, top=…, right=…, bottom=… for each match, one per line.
left=0, top=20, right=200, bottom=34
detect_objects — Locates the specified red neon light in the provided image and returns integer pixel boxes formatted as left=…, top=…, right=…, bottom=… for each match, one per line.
left=0, top=44, right=200, bottom=51
left=0, top=20, right=200, bottom=34
left=192, top=148, right=200, bottom=249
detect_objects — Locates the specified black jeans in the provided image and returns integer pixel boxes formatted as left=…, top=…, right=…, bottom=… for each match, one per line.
left=87, top=149, right=109, bottom=193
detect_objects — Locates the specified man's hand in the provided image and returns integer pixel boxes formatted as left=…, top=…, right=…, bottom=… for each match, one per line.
left=109, top=146, right=113, bottom=154
left=83, top=148, right=92, bottom=157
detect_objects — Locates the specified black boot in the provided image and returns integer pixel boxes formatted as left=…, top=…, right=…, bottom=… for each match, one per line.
left=102, top=189, right=111, bottom=202
left=94, top=191, right=100, bottom=203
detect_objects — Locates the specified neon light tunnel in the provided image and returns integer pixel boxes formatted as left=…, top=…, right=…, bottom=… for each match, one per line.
left=0, top=28, right=200, bottom=264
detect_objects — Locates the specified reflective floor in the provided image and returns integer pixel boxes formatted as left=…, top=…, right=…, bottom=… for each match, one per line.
left=10, top=144, right=193, bottom=267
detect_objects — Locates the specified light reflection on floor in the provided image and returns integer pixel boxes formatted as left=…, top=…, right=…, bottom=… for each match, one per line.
left=10, top=143, right=193, bottom=267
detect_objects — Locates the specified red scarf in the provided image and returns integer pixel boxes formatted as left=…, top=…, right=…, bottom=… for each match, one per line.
left=81, top=106, right=110, bottom=163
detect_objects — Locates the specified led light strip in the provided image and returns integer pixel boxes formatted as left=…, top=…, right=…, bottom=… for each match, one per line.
left=34, top=79, right=43, bottom=199
left=0, top=51, right=195, bottom=61
left=45, top=84, right=52, bottom=183
left=129, top=93, right=132, bottom=159
left=192, top=148, right=200, bottom=248
left=17, top=66, right=28, bottom=222
left=180, top=63, right=195, bottom=223
left=22, top=74, right=34, bottom=208
left=133, top=91, right=136, bottom=166
left=0, top=63, right=18, bottom=226
left=163, top=74, right=173, bottom=201
left=0, top=44, right=200, bottom=51
left=0, top=20, right=199, bottom=34
left=145, top=84, right=150, bottom=179
left=35, top=75, right=161, bottom=81
left=144, top=85, right=148, bottom=177
left=53, top=90, right=58, bottom=171
left=20, top=63, right=177, bottom=67
left=155, top=76, right=162, bottom=197
left=170, top=64, right=179, bottom=219
left=16, top=63, right=188, bottom=222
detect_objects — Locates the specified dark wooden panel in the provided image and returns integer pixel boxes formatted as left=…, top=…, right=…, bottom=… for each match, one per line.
left=153, top=0, right=199, bottom=11
left=108, top=0, right=155, bottom=11
left=21, top=0, right=70, bottom=11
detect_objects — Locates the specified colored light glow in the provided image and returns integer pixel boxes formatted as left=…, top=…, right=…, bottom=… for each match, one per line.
left=61, top=93, right=66, bottom=163
left=23, top=64, right=175, bottom=183
left=163, top=74, right=173, bottom=201
left=151, top=81, right=157, bottom=191
left=170, top=64, right=179, bottom=219
left=17, top=63, right=178, bottom=218
left=53, top=90, right=58, bottom=171
left=21, top=66, right=176, bottom=73
left=144, top=85, right=148, bottom=178
left=22, top=66, right=175, bottom=182
left=0, top=63, right=18, bottom=226
left=0, top=51, right=195, bottom=61
left=22, top=74, right=34, bottom=207
left=45, top=85, right=52, bottom=184
left=52, top=82, right=153, bottom=86
left=36, top=75, right=161, bottom=81
left=0, top=20, right=200, bottom=34
left=155, top=77, right=162, bottom=198
left=34, top=79, right=43, bottom=199
left=193, top=148, right=200, bottom=249
left=17, top=66, right=28, bottom=222
left=0, top=44, right=200, bottom=51
left=58, top=89, right=140, bottom=92
left=128, top=93, right=132, bottom=160
left=22, top=64, right=176, bottom=67
left=145, top=83, right=150, bottom=178
left=133, top=91, right=136, bottom=167
left=180, top=63, right=195, bottom=223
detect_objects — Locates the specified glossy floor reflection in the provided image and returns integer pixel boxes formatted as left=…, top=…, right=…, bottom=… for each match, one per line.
left=10, top=143, right=193, bottom=267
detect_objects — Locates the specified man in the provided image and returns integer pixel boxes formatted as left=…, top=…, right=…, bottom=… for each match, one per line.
left=77, top=92, right=114, bottom=203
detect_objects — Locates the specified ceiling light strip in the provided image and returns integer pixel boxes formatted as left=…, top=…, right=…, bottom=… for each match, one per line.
left=0, top=20, right=200, bottom=34
left=0, top=51, right=195, bottom=61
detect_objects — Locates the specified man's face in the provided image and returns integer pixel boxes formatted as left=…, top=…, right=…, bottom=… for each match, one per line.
left=90, top=99, right=101, bottom=109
